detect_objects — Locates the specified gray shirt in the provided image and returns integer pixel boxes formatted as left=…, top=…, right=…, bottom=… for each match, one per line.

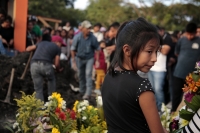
left=71, top=32, right=99, bottom=60
left=174, top=37, right=200, bottom=79
left=31, top=41, right=61, bottom=64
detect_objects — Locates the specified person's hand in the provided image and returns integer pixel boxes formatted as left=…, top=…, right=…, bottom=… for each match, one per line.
left=58, top=67, right=64, bottom=72
left=163, top=127, right=169, bottom=133
left=2, top=39, right=7, bottom=44
left=72, top=59, right=77, bottom=71
left=95, top=60, right=100, bottom=68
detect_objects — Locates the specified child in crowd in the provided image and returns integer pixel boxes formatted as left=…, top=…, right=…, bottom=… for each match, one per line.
left=101, top=18, right=167, bottom=133
left=94, top=41, right=107, bottom=95
left=105, top=22, right=120, bottom=63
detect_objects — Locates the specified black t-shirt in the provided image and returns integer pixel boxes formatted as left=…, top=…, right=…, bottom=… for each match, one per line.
left=163, top=33, right=173, bottom=63
left=105, top=37, right=116, bottom=62
left=26, top=31, right=37, bottom=47
left=0, top=26, right=14, bottom=48
left=31, top=41, right=61, bottom=64
left=101, top=70, right=154, bottom=133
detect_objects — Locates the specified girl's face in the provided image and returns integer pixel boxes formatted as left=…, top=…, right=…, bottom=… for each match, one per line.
left=136, top=39, right=160, bottom=73
left=61, top=30, right=67, bottom=37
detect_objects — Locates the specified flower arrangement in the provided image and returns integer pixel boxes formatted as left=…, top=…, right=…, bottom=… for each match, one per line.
left=13, top=92, right=107, bottom=133
left=13, top=92, right=77, bottom=133
left=170, top=61, right=200, bottom=133
left=72, top=98, right=107, bottom=133
left=160, top=103, right=171, bottom=132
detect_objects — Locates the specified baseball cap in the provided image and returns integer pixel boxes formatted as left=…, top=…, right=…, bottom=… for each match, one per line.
left=81, top=20, right=92, bottom=29
left=51, top=35, right=66, bottom=46
left=29, top=15, right=38, bottom=22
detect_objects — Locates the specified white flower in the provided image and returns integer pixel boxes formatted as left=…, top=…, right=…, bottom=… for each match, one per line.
left=161, top=103, right=165, bottom=112
left=82, top=116, right=87, bottom=120
left=179, top=118, right=189, bottom=128
left=103, top=130, right=108, bottom=133
left=16, top=113, right=19, bottom=117
left=78, top=109, right=82, bottom=113
left=97, top=96, right=103, bottom=107
left=70, top=130, right=78, bottom=133
left=61, top=100, right=66, bottom=110
left=162, top=112, right=167, bottom=116
left=13, top=122, right=19, bottom=129
left=80, top=102, right=84, bottom=106
left=44, top=102, right=49, bottom=107
left=42, top=117, right=50, bottom=122
left=48, top=96, right=52, bottom=100
left=166, top=115, right=170, bottom=120
left=166, top=122, right=170, bottom=128
left=83, top=100, right=89, bottom=106
left=166, top=108, right=171, bottom=113
left=82, top=106, right=86, bottom=110
left=174, top=116, right=180, bottom=120
left=18, top=127, right=21, bottom=132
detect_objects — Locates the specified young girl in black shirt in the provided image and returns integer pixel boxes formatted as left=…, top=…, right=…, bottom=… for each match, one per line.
left=101, top=18, right=167, bottom=133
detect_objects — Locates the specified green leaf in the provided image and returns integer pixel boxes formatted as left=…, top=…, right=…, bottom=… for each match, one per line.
left=62, top=124, right=71, bottom=133
left=192, top=73, right=200, bottom=82
left=4, top=125, right=14, bottom=133
left=179, top=109, right=194, bottom=121
left=172, top=127, right=184, bottom=133
left=185, top=95, right=200, bottom=112
left=185, top=100, right=198, bottom=112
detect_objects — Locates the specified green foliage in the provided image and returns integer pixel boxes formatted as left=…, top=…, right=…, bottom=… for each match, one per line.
left=14, top=92, right=46, bottom=133
left=85, top=0, right=137, bottom=27
left=179, top=95, right=200, bottom=121
left=28, top=0, right=84, bottom=26
left=179, top=109, right=194, bottom=121
left=28, top=0, right=200, bottom=30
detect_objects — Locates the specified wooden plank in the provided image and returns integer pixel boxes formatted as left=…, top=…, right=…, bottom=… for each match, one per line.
left=38, top=16, right=62, bottom=23
left=37, top=16, right=51, bottom=27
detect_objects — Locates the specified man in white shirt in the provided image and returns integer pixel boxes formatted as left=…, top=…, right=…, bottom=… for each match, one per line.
left=91, top=23, right=103, bottom=42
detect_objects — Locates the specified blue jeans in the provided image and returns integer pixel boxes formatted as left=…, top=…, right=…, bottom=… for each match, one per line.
left=0, top=39, right=6, bottom=55
left=31, top=61, right=56, bottom=101
left=148, top=71, right=166, bottom=111
left=77, top=57, right=94, bottom=96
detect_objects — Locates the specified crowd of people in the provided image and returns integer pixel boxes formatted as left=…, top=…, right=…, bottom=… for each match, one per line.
left=1, top=11, right=200, bottom=132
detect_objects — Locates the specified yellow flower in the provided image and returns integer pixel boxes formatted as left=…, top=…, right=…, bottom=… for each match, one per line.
left=73, top=101, right=79, bottom=112
left=51, top=92, right=63, bottom=108
left=101, top=121, right=107, bottom=129
left=87, top=106, right=93, bottom=112
left=179, top=118, right=189, bottom=128
left=52, top=127, right=60, bottom=133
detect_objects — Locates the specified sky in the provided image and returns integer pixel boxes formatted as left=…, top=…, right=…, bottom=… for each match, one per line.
left=74, top=0, right=183, bottom=10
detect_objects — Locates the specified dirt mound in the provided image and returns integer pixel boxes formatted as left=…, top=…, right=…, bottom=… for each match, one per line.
left=0, top=52, right=96, bottom=131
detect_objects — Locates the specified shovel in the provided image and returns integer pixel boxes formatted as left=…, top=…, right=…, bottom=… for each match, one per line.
left=0, top=68, right=15, bottom=105
left=19, top=32, right=35, bottom=80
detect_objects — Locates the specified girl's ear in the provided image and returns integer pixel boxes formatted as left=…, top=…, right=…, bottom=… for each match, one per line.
left=123, top=44, right=131, bottom=57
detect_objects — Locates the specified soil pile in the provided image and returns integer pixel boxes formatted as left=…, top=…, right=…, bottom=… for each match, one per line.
left=0, top=52, right=96, bottom=132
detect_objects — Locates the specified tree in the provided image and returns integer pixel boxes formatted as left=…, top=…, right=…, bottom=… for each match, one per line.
left=28, top=0, right=84, bottom=27
left=85, top=0, right=138, bottom=27
left=62, top=0, right=77, bottom=8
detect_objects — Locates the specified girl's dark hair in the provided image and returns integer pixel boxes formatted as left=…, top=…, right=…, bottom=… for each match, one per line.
left=108, top=17, right=162, bottom=75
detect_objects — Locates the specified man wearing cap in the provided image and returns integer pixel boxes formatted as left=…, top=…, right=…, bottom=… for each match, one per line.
left=71, top=20, right=100, bottom=100
left=26, top=35, right=65, bottom=101
left=29, top=15, right=42, bottom=42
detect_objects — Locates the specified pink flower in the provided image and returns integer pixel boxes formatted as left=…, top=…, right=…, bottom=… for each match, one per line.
left=184, top=92, right=195, bottom=102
